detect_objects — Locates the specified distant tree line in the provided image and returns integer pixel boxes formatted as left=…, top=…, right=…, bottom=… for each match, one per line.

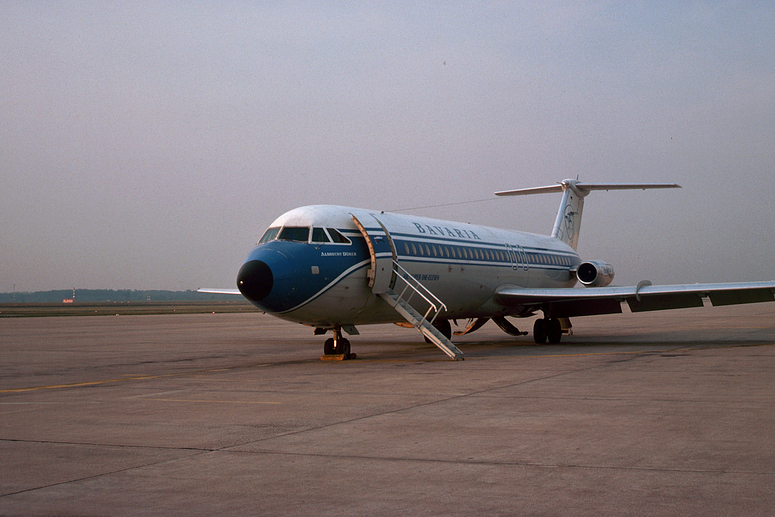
left=0, top=290, right=239, bottom=303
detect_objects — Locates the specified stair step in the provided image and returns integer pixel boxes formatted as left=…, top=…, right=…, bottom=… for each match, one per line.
left=380, top=289, right=464, bottom=361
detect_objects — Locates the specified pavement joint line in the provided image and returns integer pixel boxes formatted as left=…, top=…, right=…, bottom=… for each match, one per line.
left=0, top=446, right=211, bottom=499
left=3, top=437, right=771, bottom=479
left=215, top=358, right=618, bottom=453
left=2, top=342, right=770, bottom=395
left=215, top=448, right=775, bottom=476
left=211, top=342, right=773, bottom=454
left=0, top=437, right=214, bottom=451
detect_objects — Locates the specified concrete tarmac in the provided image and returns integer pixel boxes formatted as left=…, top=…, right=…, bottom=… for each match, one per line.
left=1, top=304, right=774, bottom=516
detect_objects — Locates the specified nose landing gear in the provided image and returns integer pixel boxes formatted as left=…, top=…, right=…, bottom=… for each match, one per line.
left=320, top=327, right=356, bottom=360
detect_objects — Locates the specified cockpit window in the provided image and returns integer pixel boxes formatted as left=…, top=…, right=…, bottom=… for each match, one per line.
left=258, top=227, right=280, bottom=244
left=311, top=227, right=331, bottom=243
left=327, top=228, right=351, bottom=244
left=278, top=226, right=310, bottom=242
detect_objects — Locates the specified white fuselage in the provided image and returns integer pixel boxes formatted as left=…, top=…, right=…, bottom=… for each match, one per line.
left=237, top=205, right=581, bottom=328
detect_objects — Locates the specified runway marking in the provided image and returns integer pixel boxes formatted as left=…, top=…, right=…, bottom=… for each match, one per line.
left=0, top=363, right=272, bottom=394
left=122, top=390, right=187, bottom=400
left=148, top=398, right=281, bottom=404
left=0, top=373, right=191, bottom=394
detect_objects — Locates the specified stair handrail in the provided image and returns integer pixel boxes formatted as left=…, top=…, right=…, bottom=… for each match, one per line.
left=391, top=260, right=447, bottom=324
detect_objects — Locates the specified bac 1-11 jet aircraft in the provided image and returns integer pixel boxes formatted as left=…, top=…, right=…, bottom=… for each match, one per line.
left=201, top=179, right=775, bottom=360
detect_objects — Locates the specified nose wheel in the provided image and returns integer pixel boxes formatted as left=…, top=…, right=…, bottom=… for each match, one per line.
left=322, top=327, right=356, bottom=360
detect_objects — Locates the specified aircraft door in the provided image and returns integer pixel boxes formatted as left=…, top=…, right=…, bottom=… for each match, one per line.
left=351, top=213, right=396, bottom=294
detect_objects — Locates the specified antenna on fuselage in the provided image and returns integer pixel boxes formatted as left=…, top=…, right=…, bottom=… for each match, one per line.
left=495, top=179, right=681, bottom=250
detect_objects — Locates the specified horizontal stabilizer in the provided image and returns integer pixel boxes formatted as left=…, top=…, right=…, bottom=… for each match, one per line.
left=495, top=179, right=681, bottom=250
left=495, top=182, right=681, bottom=197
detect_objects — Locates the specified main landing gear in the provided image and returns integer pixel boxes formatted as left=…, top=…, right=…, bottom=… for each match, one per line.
left=321, top=327, right=356, bottom=360
left=533, top=318, right=564, bottom=344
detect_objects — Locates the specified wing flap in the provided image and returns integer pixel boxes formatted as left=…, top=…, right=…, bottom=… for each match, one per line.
left=549, top=298, right=623, bottom=317
left=627, top=292, right=704, bottom=312
left=708, top=287, right=775, bottom=306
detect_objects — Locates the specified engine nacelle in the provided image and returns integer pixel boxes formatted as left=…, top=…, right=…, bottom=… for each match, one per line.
left=576, top=260, right=615, bottom=287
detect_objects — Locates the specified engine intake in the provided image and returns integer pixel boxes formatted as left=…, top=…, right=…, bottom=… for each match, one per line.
left=577, top=260, right=615, bottom=287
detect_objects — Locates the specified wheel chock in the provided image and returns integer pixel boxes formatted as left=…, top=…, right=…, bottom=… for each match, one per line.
left=320, top=353, right=357, bottom=361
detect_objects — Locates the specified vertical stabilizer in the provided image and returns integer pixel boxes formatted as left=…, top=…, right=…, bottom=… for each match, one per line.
left=495, top=179, right=681, bottom=251
left=551, top=181, right=585, bottom=250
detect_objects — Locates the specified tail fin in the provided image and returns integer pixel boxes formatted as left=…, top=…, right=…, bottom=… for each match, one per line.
left=495, top=179, right=681, bottom=250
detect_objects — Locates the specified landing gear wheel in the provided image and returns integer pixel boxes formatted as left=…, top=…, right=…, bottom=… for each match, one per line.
left=334, top=338, right=351, bottom=356
left=322, top=328, right=354, bottom=359
left=533, top=319, right=547, bottom=344
left=324, top=338, right=335, bottom=355
left=547, top=318, right=562, bottom=344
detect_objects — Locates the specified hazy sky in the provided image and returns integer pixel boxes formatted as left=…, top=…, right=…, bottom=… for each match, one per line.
left=2, top=1, right=774, bottom=292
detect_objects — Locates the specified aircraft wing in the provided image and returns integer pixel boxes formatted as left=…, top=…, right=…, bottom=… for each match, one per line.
left=495, top=281, right=775, bottom=318
left=197, top=288, right=243, bottom=295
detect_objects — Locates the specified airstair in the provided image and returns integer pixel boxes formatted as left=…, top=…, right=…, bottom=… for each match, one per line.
left=350, top=213, right=463, bottom=361
left=378, top=260, right=464, bottom=361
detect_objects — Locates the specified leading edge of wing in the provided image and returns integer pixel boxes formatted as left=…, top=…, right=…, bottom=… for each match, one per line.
left=495, top=281, right=775, bottom=316
left=197, top=288, right=243, bottom=295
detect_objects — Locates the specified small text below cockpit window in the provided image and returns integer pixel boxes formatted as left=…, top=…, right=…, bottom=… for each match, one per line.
left=258, top=227, right=280, bottom=244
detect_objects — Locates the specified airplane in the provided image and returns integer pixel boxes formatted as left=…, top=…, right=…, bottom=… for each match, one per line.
left=200, top=179, right=775, bottom=360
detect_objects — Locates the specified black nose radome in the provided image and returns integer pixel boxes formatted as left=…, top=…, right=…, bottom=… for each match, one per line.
left=237, top=260, right=273, bottom=302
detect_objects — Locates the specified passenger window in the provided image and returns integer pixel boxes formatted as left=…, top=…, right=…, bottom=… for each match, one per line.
left=312, top=227, right=331, bottom=243
left=278, top=227, right=310, bottom=242
left=258, top=227, right=280, bottom=244
left=327, top=228, right=351, bottom=244
left=404, top=242, right=411, bottom=254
